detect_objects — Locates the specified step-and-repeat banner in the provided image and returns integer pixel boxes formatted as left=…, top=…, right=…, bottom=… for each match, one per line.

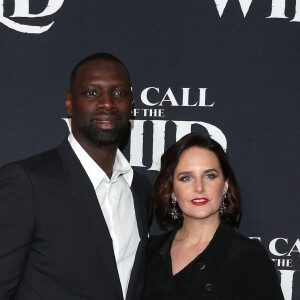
left=0, top=1, right=299, bottom=299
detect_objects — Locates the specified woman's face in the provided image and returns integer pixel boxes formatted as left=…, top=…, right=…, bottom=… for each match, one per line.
left=172, top=146, right=228, bottom=224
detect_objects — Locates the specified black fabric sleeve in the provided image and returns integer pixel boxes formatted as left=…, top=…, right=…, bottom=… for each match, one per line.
left=240, top=240, right=284, bottom=300
left=0, top=163, right=35, bottom=299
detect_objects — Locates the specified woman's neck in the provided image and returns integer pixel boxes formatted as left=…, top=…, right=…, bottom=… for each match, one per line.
left=175, top=217, right=221, bottom=245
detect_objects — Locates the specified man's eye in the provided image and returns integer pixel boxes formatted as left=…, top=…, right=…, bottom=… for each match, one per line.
left=205, top=173, right=216, bottom=179
left=82, top=90, right=98, bottom=97
left=180, top=176, right=191, bottom=182
left=113, top=90, right=126, bottom=97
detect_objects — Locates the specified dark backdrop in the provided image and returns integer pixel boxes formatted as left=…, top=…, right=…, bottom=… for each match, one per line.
left=0, top=1, right=299, bottom=299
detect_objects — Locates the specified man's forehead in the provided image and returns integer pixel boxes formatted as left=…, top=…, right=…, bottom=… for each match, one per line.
left=75, top=59, right=130, bottom=82
left=78, top=59, right=126, bottom=74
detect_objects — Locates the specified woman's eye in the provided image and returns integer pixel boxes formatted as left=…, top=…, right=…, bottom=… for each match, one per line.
left=205, top=173, right=216, bottom=179
left=180, top=176, right=191, bottom=182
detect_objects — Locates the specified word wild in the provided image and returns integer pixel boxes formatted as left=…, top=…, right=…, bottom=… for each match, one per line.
left=0, top=0, right=299, bottom=34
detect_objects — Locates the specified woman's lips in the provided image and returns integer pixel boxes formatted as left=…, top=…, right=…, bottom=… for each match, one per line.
left=191, top=198, right=209, bottom=206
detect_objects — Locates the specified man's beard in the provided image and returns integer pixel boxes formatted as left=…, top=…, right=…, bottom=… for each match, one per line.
left=80, top=121, right=128, bottom=146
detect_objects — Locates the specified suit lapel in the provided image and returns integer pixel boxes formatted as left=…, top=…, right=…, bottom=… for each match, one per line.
left=126, top=173, right=151, bottom=300
left=57, top=139, right=123, bottom=298
left=131, top=174, right=148, bottom=239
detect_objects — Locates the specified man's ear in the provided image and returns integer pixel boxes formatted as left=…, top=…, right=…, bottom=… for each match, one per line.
left=65, top=90, right=73, bottom=117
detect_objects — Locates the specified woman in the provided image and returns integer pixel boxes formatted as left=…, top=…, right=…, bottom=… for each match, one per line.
left=142, top=133, right=283, bottom=300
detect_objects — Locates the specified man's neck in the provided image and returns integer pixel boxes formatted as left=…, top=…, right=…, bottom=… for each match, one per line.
left=88, top=146, right=117, bottom=179
left=75, top=137, right=118, bottom=179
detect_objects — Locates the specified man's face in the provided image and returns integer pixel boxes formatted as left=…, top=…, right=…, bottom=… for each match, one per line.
left=66, top=59, right=132, bottom=147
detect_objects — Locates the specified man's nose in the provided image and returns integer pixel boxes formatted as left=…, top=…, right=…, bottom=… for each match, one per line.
left=97, top=92, right=116, bottom=110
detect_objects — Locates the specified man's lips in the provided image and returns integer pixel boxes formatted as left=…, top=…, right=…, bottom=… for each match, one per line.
left=92, top=117, right=120, bottom=130
left=191, top=198, right=209, bottom=206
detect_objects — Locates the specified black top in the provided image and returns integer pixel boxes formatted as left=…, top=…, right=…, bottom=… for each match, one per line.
left=141, top=221, right=284, bottom=300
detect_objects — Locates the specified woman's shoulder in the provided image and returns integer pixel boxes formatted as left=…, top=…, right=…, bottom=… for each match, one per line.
left=224, top=225, right=283, bottom=298
left=148, top=230, right=172, bottom=249
left=147, top=227, right=179, bottom=258
left=226, top=226, right=271, bottom=262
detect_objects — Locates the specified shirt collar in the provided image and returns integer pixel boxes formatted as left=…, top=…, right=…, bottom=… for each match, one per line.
left=159, top=224, right=182, bottom=257
left=68, top=132, right=133, bottom=189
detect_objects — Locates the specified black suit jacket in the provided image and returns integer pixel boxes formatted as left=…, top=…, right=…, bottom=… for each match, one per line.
left=142, top=221, right=284, bottom=300
left=0, top=139, right=152, bottom=300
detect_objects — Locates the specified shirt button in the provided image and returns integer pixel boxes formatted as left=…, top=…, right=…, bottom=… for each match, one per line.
left=197, top=257, right=205, bottom=270
left=205, top=283, right=214, bottom=291
left=198, top=262, right=205, bottom=270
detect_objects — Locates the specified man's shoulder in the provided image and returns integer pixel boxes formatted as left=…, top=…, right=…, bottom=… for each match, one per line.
left=131, top=168, right=152, bottom=195
left=19, top=148, right=59, bottom=166
left=0, top=140, right=68, bottom=177
left=132, top=167, right=151, bottom=185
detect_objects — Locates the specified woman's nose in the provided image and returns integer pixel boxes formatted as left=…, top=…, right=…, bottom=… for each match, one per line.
left=194, top=179, right=204, bottom=194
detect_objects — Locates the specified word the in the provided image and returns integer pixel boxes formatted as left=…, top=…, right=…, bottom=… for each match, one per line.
left=133, top=109, right=165, bottom=117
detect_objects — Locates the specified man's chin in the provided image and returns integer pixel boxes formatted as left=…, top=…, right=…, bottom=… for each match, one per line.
left=83, top=128, right=123, bottom=146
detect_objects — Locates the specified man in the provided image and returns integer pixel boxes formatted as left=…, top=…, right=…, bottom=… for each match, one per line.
left=0, top=53, right=152, bottom=299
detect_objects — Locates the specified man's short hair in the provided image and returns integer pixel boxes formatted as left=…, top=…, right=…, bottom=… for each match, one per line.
left=70, top=52, right=131, bottom=90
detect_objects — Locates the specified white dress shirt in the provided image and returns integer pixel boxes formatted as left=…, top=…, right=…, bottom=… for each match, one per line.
left=68, top=133, right=140, bottom=299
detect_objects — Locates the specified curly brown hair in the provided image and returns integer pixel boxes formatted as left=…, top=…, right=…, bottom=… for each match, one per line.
left=154, top=133, right=241, bottom=227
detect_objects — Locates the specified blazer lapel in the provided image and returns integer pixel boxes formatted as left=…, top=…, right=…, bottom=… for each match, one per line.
left=126, top=173, right=151, bottom=300
left=131, top=174, right=149, bottom=239
left=57, top=139, right=123, bottom=298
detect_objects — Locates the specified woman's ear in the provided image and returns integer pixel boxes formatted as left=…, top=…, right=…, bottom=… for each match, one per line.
left=171, top=193, right=177, bottom=201
left=223, top=180, right=229, bottom=194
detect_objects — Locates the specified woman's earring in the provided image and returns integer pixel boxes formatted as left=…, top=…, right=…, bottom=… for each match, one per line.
left=219, top=193, right=227, bottom=216
left=170, top=197, right=179, bottom=220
